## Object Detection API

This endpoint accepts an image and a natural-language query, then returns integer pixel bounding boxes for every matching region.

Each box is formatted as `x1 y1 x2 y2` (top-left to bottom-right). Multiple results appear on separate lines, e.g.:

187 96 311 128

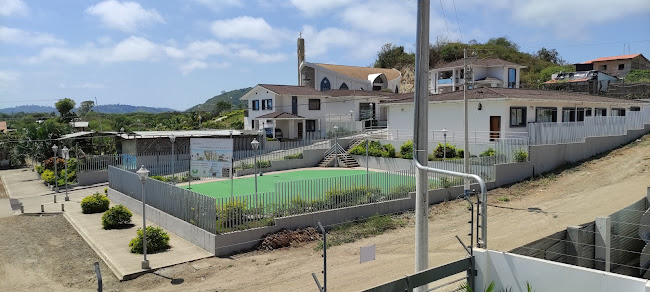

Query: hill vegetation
0 104 174 115
187 87 252 112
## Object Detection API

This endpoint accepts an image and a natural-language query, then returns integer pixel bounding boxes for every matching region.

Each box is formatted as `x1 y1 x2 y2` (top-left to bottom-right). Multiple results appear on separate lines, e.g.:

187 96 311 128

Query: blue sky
1 0 649 111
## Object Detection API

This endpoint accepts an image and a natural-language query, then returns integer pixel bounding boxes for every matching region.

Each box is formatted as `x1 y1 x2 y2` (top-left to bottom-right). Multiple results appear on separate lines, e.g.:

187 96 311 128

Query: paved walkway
1 168 213 280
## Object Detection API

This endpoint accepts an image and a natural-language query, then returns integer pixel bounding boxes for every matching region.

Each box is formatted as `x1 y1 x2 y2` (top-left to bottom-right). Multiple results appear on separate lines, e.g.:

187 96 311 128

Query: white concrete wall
244 87 277 130
474 249 649 292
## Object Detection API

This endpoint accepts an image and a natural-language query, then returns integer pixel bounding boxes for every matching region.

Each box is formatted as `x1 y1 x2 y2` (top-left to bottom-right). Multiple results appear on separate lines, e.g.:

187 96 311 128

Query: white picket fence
529 107 650 145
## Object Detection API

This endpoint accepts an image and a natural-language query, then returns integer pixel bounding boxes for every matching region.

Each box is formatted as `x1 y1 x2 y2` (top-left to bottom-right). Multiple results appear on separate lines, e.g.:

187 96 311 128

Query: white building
430 58 526 94
299 62 402 93
384 88 647 139
241 84 389 139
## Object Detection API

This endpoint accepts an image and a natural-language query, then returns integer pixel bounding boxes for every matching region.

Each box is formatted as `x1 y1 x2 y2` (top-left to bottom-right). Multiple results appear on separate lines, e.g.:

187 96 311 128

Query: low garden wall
78 170 109 186
235 149 326 176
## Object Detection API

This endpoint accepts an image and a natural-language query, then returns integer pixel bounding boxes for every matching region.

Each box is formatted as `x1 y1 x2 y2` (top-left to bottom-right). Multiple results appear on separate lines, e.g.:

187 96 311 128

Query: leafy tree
374 43 415 69
214 100 231 115
55 98 76 121
78 100 95 116
536 47 564 65
439 42 465 63
485 36 519 51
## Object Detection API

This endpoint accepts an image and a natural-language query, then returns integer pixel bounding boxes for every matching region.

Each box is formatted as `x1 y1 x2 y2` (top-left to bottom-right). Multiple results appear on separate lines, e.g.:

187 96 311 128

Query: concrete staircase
318 138 363 168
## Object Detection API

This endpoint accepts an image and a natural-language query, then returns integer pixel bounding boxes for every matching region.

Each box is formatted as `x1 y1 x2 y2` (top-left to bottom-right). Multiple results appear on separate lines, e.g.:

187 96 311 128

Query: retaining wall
235 149 326 176
78 170 109 186
107 188 216 254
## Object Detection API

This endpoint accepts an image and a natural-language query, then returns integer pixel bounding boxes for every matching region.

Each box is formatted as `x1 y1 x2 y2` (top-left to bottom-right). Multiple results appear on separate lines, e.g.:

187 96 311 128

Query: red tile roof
381 88 646 104
582 54 642 64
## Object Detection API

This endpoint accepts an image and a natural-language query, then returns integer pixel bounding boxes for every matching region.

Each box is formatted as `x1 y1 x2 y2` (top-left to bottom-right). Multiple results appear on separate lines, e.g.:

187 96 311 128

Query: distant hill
0 104 174 114
0 105 56 114
188 87 252 112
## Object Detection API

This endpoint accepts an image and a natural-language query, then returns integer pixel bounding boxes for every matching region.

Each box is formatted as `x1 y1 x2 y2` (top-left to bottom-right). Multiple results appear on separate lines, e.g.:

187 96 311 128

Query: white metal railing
366 129 528 144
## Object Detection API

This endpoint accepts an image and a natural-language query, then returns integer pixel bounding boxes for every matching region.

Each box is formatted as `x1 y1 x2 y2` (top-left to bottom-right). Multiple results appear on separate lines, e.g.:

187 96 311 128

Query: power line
439 0 452 40
451 0 463 43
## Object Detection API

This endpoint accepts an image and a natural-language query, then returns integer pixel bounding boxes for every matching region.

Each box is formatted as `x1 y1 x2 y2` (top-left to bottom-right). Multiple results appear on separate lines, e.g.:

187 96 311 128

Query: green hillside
187 87 252 112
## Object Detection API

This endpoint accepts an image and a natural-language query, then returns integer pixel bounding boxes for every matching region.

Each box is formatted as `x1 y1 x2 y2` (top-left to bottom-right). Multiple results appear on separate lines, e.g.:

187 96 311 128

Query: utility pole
463 49 470 198
413 1 430 291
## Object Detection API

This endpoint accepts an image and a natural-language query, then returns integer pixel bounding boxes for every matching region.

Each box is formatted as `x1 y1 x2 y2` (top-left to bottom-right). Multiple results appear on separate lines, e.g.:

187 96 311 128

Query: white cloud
0 71 20 83
341 1 416 35
235 48 287 63
210 16 291 47
0 0 28 17
290 0 350 15
85 0 164 32
107 36 161 62
0 26 66 46
193 0 243 10
180 60 208 75
185 40 230 59
512 0 650 26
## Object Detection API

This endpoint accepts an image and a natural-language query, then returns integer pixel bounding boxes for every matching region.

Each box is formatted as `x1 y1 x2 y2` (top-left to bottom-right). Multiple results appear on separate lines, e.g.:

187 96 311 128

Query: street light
62 146 70 201
251 138 260 207
366 134 370 192
52 144 59 194
136 165 150 270
257 129 263 177
169 135 176 185
333 125 339 167
229 130 234 198
442 128 448 162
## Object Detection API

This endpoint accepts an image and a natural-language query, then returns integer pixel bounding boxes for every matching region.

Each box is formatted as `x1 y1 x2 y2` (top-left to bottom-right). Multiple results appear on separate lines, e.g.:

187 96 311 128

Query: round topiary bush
80 193 110 214
129 226 170 254
101 205 133 229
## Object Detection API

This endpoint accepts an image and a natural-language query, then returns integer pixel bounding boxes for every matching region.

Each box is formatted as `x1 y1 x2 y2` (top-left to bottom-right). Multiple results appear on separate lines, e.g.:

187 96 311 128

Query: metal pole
64 155 69 201
94 262 103 292
230 132 234 198
171 139 175 185
188 161 191 190
413 1 430 290
463 49 470 195
254 149 258 207
141 181 149 269
443 133 447 162
318 221 327 292
366 137 369 192
54 154 59 193
334 129 338 167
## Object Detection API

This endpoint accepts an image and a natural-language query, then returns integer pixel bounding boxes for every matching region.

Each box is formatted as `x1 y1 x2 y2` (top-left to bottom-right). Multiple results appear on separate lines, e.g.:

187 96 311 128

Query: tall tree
374 43 415 69
485 36 519 51
55 98 76 122
214 100 231 115
536 47 564 65
78 100 95 116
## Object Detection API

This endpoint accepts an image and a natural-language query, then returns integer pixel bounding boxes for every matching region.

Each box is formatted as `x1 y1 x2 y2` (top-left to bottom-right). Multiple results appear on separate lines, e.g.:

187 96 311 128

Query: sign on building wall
189 138 233 178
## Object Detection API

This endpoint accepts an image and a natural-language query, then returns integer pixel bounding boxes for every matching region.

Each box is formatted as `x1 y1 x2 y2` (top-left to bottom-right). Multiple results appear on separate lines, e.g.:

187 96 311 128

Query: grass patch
498 196 510 202
314 214 406 250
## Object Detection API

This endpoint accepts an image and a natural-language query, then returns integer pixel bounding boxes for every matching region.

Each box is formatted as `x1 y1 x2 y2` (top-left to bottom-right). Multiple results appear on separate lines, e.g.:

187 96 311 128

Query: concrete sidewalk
1 169 213 280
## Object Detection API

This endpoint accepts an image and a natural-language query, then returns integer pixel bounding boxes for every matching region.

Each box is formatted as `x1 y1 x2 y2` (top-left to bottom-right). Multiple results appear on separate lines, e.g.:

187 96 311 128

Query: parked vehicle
264 128 283 140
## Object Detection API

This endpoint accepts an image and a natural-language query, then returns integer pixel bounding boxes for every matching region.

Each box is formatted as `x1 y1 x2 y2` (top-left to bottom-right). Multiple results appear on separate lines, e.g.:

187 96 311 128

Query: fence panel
108 166 217 234
78 154 125 173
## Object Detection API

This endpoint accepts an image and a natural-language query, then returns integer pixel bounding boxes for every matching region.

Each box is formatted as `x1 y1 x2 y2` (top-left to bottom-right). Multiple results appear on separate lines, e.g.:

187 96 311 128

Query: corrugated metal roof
118 130 244 139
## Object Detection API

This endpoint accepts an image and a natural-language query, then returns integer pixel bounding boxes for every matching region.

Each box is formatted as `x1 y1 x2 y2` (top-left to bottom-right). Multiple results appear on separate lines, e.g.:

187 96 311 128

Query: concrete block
567 226 584 267
595 216 611 272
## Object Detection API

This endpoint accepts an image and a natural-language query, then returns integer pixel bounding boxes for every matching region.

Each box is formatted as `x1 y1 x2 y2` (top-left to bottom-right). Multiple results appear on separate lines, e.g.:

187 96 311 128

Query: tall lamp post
169 135 176 185
442 128 448 162
366 134 370 191
229 130 234 198
257 129 263 176
62 146 70 201
251 138 260 207
136 165 150 270
52 144 59 193
333 125 339 167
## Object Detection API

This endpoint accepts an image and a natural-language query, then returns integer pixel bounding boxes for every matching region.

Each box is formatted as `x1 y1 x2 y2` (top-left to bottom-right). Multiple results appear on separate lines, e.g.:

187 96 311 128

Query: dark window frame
611 108 626 116
509 106 526 127
306 120 316 132
252 100 260 111
535 107 557 123
562 107 577 122
585 108 593 117
308 99 321 110
618 64 624 70
261 99 273 110
595 108 607 116
630 106 641 112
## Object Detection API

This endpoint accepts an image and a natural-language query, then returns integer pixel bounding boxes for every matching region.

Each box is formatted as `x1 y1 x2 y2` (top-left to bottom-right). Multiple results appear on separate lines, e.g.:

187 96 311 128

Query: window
308 99 321 110
595 108 607 116
618 64 624 70
509 107 526 127
359 103 376 120
631 106 641 112
261 99 273 110
320 77 331 91
611 108 626 116
252 100 260 111
306 120 316 132
599 65 607 70
536 107 557 123
508 68 516 88
585 108 592 117
562 108 576 122
576 108 586 122
244 110 249 117
339 83 348 90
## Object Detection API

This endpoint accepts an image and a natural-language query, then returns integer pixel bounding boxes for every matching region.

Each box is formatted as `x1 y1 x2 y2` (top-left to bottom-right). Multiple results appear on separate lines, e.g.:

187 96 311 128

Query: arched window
395 85 399 93
339 83 349 90
320 77 331 91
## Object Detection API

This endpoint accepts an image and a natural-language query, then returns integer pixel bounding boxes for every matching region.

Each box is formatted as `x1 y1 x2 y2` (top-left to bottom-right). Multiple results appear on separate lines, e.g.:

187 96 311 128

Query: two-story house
429 58 527 94
241 84 388 140
576 54 650 78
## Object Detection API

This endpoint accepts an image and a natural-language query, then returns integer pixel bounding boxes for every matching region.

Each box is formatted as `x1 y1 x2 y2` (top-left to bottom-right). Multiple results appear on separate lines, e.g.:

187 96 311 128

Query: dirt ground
1 135 649 291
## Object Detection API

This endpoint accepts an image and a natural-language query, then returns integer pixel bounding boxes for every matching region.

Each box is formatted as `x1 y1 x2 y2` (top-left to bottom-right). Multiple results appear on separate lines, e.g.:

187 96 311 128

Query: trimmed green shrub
383 144 396 158
35 165 45 174
400 140 414 159
325 186 381 206
433 143 457 159
283 153 303 160
129 226 170 254
480 147 496 157
43 157 65 172
217 199 247 228
41 169 56 185
151 175 172 182
457 148 464 158
256 160 271 168
350 141 397 158
514 149 528 162
80 193 110 214
102 205 133 229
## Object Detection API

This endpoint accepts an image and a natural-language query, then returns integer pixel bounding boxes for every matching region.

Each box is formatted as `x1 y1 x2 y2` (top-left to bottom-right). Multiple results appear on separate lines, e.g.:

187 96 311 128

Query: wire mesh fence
108 166 217 233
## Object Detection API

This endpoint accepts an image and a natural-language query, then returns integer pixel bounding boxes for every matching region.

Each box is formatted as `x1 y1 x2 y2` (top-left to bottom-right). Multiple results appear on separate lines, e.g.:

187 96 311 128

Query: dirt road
1 135 649 291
